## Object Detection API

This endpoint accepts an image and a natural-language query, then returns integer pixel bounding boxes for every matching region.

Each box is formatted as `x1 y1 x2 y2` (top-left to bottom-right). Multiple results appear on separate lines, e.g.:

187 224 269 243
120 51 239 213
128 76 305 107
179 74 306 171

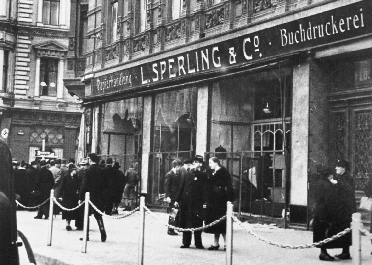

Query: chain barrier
88 200 139 219
52 198 85 212
143 206 226 232
360 228 372 239
232 216 351 249
16 198 50 210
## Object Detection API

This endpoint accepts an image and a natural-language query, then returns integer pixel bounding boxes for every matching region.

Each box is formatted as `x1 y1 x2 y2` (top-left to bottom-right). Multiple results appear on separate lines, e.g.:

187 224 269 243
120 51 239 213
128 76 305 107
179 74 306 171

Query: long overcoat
313 172 355 248
204 166 234 234
164 169 181 201
34 167 55 204
175 169 206 229
79 164 107 213
59 173 80 220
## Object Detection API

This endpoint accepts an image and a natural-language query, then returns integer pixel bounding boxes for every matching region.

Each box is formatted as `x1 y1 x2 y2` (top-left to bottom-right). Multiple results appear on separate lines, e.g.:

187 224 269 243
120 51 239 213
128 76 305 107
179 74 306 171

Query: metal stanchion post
351 212 361 265
138 196 145 265
226 201 233 265
47 189 54 246
82 192 90 253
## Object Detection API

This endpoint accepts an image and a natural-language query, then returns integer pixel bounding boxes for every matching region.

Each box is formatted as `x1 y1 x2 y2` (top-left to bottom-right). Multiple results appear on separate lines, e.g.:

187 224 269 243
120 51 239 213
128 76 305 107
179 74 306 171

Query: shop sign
92 1 372 96
355 59 372 87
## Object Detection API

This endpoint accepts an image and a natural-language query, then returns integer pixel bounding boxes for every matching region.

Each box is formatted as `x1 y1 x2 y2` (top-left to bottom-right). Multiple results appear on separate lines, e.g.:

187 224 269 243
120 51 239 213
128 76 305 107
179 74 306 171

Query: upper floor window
40 58 58 97
172 0 182 20
1 50 9 92
0 0 7 16
111 1 118 42
43 0 60 25
140 0 146 33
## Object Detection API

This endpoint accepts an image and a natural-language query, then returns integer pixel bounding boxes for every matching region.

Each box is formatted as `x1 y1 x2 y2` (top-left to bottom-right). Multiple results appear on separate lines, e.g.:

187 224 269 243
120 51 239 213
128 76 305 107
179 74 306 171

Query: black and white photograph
1 0 372 264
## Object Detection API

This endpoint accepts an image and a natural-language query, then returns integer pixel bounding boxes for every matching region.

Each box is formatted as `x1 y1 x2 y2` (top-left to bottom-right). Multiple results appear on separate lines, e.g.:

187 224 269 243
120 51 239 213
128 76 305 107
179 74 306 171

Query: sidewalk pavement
17 209 372 265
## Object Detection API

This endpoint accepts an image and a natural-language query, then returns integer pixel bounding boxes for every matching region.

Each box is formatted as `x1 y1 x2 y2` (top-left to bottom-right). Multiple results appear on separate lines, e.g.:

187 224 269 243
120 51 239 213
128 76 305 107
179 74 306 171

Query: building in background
0 0 83 163
69 0 372 225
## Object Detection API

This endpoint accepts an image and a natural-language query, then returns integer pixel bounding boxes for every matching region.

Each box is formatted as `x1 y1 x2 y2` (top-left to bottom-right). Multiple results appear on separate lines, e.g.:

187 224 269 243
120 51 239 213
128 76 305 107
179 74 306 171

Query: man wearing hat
75 158 89 230
329 159 356 260
123 162 140 211
111 162 126 215
102 157 116 215
33 160 55 219
79 153 108 242
174 156 206 249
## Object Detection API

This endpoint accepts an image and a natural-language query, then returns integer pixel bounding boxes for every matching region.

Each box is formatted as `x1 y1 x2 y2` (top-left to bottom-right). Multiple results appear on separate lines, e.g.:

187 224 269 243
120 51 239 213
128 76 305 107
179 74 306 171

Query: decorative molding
205 7 225 30
33 41 68 58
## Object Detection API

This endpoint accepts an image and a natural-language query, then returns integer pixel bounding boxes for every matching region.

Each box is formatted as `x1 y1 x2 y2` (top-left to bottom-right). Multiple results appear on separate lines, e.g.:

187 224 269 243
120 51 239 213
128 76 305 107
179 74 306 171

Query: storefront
80 0 372 224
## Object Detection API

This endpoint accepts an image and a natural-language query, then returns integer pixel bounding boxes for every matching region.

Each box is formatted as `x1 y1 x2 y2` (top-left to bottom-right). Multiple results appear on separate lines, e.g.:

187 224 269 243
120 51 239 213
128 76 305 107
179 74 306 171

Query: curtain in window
111 1 118 42
40 58 58 97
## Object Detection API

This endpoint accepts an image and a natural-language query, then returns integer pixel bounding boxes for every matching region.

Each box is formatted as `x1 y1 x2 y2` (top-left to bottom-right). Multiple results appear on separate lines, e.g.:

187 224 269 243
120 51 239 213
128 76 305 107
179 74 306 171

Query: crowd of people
164 155 235 251
13 154 140 243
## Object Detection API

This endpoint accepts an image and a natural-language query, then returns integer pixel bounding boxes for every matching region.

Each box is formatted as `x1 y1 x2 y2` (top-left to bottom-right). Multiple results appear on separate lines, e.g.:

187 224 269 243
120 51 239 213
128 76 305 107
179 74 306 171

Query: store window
100 98 143 167
153 87 197 154
111 0 118 43
42 0 60 25
39 58 58 97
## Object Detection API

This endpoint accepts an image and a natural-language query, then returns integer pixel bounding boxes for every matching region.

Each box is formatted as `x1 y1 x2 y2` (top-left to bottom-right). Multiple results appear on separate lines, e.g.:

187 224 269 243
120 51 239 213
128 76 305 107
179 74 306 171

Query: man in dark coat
15 161 28 207
164 158 182 235
111 162 126 214
174 157 206 249
329 159 356 260
102 157 116 215
27 161 39 207
79 153 108 242
33 160 55 219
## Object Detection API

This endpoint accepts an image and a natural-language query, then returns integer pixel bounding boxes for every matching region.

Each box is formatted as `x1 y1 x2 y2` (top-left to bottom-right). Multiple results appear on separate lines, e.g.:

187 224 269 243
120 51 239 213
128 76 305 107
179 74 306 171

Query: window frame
1 50 9 92
42 0 60 26
39 57 59 97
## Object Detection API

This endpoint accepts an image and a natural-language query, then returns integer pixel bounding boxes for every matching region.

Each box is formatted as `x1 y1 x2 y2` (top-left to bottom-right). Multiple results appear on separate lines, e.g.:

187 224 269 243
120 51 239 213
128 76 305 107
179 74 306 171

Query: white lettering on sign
280 8 365 47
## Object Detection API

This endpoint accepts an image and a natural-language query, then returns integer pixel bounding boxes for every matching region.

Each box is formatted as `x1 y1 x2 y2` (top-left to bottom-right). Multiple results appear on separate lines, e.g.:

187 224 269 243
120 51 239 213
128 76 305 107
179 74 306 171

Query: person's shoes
319 253 335 261
207 245 220 250
66 225 72 231
44 217 49 220
34 216 42 219
224 245 226 251
180 245 190 248
125 206 131 211
335 253 351 260
75 227 83 231
79 237 89 241
195 244 204 249
167 230 178 235
112 210 118 215
100 229 107 242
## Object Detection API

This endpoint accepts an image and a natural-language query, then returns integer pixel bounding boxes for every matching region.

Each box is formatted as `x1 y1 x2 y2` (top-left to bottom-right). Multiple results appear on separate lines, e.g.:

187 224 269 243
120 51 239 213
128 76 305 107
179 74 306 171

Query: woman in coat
59 164 81 231
204 157 234 251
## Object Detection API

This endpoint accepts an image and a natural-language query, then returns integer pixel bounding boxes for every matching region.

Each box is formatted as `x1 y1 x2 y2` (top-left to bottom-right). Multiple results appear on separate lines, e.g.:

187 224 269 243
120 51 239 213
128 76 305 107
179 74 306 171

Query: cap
106 157 113 164
61 159 67 164
31 161 37 166
113 161 121 168
68 158 76 164
55 159 61 164
183 158 193 164
193 155 203 163
336 159 350 170
39 160 47 166
68 164 77 172
88 153 99 163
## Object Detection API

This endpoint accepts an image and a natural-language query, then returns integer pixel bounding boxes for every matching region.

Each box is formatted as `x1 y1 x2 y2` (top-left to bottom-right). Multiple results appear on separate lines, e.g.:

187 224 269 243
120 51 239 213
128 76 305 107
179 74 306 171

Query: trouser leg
182 231 192 246
194 231 203 246
94 212 107 242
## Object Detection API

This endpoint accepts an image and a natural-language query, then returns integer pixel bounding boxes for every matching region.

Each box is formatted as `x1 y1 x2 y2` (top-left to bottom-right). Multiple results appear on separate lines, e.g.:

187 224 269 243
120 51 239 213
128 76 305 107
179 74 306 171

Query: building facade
0 0 83 163
74 0 372 224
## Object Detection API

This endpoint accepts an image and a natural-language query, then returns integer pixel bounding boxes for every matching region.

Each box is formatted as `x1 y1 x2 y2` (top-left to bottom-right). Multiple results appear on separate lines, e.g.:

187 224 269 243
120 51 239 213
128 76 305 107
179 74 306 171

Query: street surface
17 209 372 265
